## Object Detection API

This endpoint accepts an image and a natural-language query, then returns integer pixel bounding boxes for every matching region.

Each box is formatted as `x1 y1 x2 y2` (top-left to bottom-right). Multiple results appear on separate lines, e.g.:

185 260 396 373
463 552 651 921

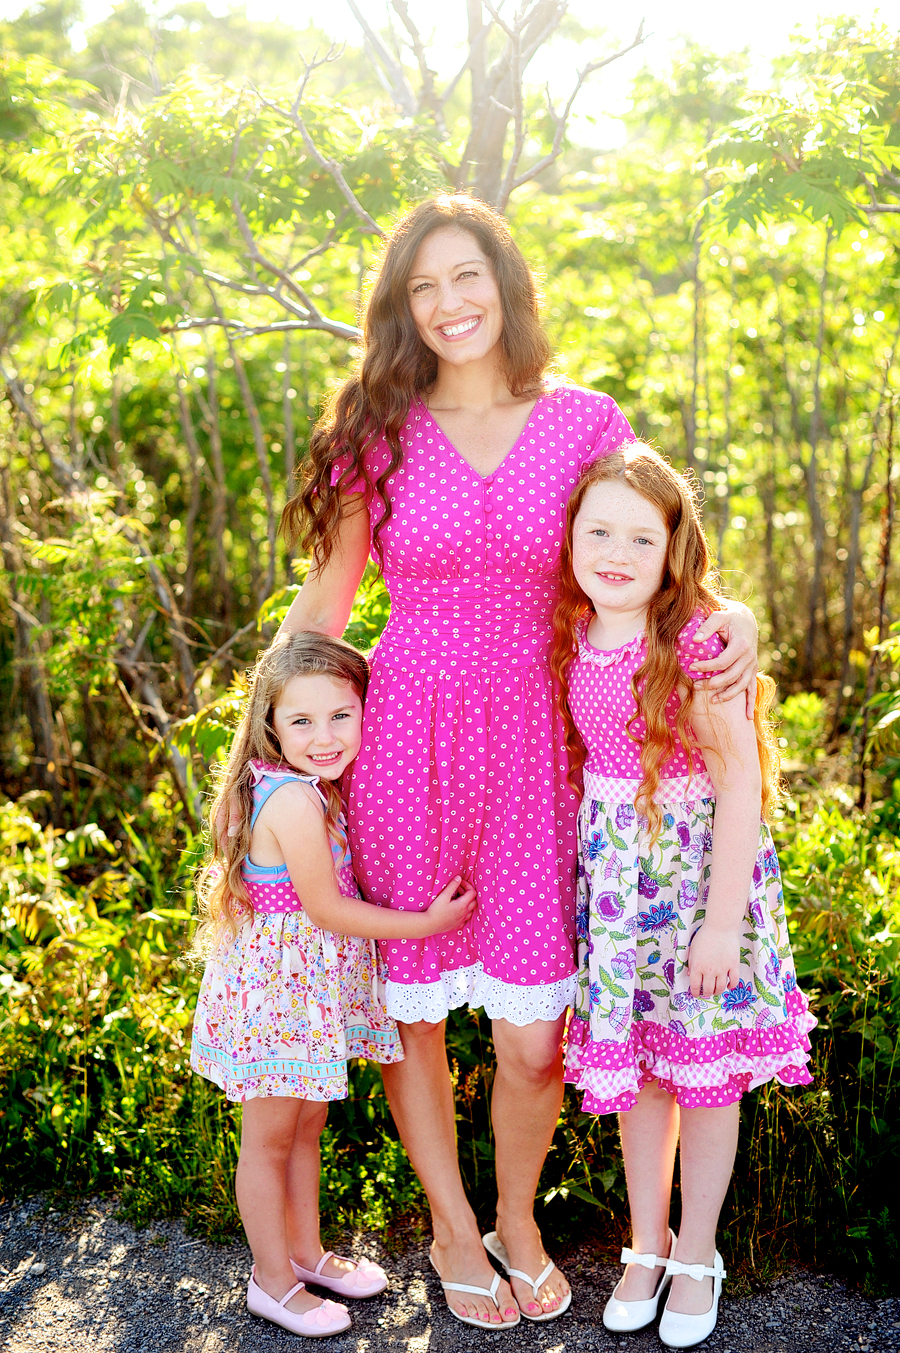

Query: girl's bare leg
381 1019 518 1326
616 1079 680 1300
667 1102 740 1315
236 1097 327 1315
491 1013 570 1317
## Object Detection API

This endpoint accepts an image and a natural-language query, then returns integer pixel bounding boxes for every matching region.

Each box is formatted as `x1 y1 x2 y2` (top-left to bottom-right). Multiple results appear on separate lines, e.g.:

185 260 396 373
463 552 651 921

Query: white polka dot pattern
567 612 725 784
341 385 634 1022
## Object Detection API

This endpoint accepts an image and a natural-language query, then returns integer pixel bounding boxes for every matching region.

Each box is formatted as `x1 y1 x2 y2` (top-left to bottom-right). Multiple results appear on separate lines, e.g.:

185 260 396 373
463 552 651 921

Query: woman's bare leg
667 1102 739 1315
381 1019 518 1326
491 1013 570 1317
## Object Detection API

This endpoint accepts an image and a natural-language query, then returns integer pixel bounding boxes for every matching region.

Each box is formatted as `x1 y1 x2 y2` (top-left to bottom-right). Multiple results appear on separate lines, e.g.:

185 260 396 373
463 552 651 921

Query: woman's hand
692 601 759 718
420 876 477 936
687 922 741 999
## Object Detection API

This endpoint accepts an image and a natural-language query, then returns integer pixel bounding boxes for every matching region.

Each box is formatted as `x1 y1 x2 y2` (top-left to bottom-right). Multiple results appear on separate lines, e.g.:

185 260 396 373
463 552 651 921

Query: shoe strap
313 1252 334 1277
439 1272 502 1302
620 1247 666 1271
278 1280 307 1307
505 1260 554 1300
665 1257 727 1282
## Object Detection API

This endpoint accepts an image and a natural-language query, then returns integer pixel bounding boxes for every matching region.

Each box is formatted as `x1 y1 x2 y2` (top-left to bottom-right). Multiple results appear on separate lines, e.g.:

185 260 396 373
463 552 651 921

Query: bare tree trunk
857 399 895 807
198 339 234 631
801 226 833 687
0 453 63 823
282 333 296 578
684 227 702 474
175 370 206 617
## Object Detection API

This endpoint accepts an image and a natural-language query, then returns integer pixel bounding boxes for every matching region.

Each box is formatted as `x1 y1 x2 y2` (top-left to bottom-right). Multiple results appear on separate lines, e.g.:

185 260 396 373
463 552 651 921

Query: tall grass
1 755 898 1292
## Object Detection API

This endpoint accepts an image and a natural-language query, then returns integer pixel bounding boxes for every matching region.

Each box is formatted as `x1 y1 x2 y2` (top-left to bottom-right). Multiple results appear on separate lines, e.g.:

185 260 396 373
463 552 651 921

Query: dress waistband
582 769 717 807
375 576 558 671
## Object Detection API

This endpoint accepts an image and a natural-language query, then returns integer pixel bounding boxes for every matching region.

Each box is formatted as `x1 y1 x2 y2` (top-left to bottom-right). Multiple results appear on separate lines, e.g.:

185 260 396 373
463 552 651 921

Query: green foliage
1 3 899 1289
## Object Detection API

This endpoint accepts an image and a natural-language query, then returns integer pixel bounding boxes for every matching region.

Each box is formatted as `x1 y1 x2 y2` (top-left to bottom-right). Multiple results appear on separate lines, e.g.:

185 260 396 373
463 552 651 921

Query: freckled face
406 227 504 369
572 480 669 621
270 674 363 780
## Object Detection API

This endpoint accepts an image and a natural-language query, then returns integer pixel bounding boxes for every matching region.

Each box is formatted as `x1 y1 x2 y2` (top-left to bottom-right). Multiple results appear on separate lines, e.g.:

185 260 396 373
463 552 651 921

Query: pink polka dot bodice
567 613 725 789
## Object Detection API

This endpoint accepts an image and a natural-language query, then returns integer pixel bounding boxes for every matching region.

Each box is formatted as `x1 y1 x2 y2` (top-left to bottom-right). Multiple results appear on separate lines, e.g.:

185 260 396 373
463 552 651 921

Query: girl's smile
271 674 363 780
572 480 669 643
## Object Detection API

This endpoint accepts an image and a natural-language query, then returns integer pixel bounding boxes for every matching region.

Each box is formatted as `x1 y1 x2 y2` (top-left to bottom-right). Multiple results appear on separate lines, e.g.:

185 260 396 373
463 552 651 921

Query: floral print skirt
564 794 816 1114
190 909 403 1103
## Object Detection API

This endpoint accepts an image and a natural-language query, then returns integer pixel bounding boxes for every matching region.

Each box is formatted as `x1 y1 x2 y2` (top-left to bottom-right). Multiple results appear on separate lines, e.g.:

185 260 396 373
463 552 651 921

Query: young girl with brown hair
552 444 814 1348
190 631 475 1338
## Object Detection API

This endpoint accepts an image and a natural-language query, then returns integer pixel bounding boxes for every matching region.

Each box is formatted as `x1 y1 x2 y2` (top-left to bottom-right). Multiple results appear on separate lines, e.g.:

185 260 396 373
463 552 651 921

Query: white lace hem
385 964 575 1027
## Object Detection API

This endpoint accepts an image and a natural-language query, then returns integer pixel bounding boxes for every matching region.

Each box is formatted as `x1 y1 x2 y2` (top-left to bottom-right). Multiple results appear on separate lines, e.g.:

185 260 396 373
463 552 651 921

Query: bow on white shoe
665 1256 727 1282
621 1247 669 1270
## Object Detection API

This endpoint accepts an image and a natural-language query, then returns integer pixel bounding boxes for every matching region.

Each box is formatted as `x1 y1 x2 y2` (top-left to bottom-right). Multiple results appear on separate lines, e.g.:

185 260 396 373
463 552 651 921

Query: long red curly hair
550 443 780 839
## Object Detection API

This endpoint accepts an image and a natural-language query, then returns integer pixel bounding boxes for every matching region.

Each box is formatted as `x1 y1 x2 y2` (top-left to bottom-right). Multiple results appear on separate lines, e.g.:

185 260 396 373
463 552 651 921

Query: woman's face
406 226 504 370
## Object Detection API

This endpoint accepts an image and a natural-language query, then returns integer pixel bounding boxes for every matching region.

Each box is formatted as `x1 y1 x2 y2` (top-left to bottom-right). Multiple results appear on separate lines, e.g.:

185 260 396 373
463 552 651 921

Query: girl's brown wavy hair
192 631 369 956
550 443 780 840
281 192 552 570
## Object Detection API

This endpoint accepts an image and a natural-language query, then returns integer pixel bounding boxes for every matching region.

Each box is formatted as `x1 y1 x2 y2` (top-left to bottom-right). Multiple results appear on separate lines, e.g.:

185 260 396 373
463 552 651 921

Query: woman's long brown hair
282 193 552 569
550 443 780 839
192 631 369 955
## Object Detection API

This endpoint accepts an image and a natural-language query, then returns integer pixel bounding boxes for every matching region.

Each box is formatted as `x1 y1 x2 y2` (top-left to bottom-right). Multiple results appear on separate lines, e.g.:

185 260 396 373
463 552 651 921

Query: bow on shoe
665 1257 727 1282
620 1248 666 1270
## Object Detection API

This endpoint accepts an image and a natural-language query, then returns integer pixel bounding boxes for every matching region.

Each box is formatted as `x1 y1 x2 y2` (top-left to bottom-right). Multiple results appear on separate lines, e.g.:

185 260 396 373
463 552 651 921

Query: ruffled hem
564 988 816 1112
385 963 575 1026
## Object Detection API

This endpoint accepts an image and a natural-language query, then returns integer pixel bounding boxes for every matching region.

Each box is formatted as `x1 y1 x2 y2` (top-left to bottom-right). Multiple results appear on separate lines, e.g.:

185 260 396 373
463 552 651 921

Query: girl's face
270 674 363 780
572 480 669 620
406 226 504 370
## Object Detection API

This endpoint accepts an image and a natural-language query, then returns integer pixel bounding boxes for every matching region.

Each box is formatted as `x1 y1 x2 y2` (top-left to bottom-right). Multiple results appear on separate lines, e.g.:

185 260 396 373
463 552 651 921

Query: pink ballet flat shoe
291 1251 388 1298
246 1269 352 1337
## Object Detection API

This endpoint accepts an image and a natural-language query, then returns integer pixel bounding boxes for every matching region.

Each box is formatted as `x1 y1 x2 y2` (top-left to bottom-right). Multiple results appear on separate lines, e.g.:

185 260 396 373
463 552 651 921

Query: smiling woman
272 193 760 1331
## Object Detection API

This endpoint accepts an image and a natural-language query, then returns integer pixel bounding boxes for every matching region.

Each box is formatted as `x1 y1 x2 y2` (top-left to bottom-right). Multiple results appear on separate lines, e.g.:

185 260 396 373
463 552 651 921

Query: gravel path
1 1196 897 1352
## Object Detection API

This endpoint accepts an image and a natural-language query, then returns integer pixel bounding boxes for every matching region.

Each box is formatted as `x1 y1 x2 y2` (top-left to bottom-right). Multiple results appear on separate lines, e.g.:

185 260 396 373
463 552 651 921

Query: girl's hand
692 602 759 718
420 876 477 936
687 923 741 999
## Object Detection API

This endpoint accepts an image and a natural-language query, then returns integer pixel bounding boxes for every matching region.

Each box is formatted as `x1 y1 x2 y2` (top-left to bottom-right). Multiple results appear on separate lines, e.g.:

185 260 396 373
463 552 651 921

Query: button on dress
339 385 633 1025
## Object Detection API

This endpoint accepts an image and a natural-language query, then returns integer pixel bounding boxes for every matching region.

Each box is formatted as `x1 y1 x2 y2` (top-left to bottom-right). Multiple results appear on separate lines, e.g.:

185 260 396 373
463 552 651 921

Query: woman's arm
684 690 762 999
692 601 759 717
262 784 476 939
278 494 371 637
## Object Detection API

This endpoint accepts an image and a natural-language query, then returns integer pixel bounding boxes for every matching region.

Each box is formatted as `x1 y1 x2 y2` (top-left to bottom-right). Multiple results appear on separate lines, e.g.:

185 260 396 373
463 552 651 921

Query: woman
278 194 758 1329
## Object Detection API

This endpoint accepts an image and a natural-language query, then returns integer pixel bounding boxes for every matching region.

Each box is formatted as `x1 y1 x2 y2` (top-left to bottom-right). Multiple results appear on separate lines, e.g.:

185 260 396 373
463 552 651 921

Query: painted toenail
528 1302 541 1312
504 1308 517 1317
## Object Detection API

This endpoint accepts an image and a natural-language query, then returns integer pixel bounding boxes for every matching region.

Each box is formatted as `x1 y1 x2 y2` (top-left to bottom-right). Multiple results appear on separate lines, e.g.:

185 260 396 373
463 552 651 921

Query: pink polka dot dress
340 385 633 1025
190 763 402 1101
562 614 816 1113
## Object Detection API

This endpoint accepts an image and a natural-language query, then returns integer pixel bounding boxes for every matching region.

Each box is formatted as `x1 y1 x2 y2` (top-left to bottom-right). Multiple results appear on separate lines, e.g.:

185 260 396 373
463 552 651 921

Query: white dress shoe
658 1247 727 1348
602 1228 675 1332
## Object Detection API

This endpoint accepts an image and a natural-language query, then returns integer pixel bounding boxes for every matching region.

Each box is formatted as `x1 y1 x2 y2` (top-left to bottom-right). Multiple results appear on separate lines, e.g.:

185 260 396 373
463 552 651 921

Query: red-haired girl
552 444 814 1349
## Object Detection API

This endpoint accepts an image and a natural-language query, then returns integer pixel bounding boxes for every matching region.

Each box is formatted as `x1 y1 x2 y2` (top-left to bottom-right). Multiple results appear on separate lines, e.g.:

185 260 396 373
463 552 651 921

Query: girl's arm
277 494 371 637
259 783 476 940
692 601 759 717
685 689 763 999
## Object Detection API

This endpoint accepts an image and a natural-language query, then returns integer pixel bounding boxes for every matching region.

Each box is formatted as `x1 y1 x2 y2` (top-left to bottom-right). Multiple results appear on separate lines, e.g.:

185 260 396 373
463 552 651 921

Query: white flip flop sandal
428 1253 521 1329
482 1230 572 1322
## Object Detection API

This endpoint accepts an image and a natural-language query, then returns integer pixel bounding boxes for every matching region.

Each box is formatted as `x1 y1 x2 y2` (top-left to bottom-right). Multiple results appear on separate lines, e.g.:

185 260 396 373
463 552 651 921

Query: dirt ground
1 1195 897 1353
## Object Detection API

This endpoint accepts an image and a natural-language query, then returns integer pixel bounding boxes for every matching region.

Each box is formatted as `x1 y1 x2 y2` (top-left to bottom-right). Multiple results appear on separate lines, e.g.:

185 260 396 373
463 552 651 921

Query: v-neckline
416 395 544 482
